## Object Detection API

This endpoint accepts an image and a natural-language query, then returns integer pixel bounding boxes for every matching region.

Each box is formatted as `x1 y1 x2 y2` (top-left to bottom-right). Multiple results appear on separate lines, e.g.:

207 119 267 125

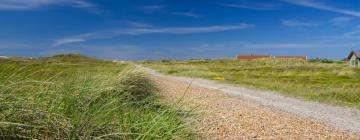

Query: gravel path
140 66 360 139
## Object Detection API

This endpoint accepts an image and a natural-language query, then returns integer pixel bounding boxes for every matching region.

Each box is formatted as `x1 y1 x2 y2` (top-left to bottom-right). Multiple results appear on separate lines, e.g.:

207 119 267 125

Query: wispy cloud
116 23 254 35
341 27 360 39
169 11 200 18
54 23 255 46
321 25 360 39
312 26 360 45
281 0 360 17
0 0 96 10
53 32 113 46
121 21 153 28
138 5 200 18
329 17 353 26
53 38 86 47
221 3 279 10
281 19 319 27
138 5 166 13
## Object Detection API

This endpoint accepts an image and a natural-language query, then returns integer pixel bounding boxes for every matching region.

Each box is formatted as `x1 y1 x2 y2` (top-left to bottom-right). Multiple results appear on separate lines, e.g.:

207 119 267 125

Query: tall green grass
143 59 360 108
0 54 192 139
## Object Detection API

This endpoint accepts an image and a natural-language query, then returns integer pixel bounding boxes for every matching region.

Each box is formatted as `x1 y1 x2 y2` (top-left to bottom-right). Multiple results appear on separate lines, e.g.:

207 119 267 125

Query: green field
0 54 192 139
142 59 360 108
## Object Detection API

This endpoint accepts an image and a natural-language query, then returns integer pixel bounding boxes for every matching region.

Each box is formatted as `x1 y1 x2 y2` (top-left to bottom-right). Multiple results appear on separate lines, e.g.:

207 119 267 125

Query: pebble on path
152 76 360 140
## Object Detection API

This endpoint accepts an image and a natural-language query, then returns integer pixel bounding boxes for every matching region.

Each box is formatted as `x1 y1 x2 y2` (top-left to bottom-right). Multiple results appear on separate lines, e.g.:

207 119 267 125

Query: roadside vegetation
142 59 360 108
0 54 192 139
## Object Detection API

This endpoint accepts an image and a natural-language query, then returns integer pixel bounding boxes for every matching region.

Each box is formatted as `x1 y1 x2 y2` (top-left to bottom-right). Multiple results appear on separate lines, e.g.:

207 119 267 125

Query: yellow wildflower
213 77 225 80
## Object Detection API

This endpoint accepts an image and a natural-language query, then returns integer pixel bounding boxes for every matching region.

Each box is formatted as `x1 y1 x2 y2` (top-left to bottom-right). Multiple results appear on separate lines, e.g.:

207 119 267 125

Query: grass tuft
0 54 192 139
116 66 156 102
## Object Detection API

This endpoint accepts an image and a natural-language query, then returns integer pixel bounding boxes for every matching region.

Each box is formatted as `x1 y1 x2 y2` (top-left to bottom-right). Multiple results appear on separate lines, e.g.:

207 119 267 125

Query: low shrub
308 58 338 63
161 59 172 63
116 67 156 101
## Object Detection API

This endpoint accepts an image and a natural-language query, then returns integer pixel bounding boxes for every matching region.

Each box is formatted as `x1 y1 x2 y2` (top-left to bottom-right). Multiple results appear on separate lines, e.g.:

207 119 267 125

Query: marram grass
0 54 193 139
142 59 360 108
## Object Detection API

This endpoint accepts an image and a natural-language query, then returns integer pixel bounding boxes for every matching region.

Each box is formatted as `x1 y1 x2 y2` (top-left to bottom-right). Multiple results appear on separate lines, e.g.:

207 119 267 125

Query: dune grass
0 54 193 139
142 59 360 108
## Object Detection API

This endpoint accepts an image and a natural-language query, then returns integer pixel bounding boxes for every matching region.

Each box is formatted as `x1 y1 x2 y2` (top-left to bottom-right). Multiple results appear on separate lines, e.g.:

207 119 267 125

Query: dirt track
142 66 360 139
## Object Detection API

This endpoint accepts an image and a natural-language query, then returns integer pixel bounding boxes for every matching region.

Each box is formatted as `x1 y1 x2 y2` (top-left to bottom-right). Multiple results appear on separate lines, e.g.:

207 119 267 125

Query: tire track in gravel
139 66 360 139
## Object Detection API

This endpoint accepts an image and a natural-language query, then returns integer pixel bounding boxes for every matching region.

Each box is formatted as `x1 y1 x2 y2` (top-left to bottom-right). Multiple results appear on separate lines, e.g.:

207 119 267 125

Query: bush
116 67 156 101
308 58 337 63
161 59 172 63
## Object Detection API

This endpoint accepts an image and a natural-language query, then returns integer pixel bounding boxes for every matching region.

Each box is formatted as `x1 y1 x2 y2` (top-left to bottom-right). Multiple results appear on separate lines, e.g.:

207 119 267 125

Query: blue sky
1 0 360 60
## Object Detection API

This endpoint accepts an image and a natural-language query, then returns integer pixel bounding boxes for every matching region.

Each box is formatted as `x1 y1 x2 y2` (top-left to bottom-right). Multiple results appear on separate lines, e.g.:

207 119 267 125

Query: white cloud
121 21 153 28
53 38 86 47
138 5 166 13
281 19 319 27
342 28 360 38
116 23 254 35
138 5 200 18
321 26 360 41
281 0 360 17
221 3 278 10
311 27 360 46
169 11 199 18
329 17 353 26
0 0 96 10
54 23 255 46
52 32 113 46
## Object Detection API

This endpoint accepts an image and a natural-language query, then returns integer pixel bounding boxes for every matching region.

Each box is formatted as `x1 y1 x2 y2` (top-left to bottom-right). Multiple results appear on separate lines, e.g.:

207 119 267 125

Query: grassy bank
0 54 192 139
142 59 360 108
